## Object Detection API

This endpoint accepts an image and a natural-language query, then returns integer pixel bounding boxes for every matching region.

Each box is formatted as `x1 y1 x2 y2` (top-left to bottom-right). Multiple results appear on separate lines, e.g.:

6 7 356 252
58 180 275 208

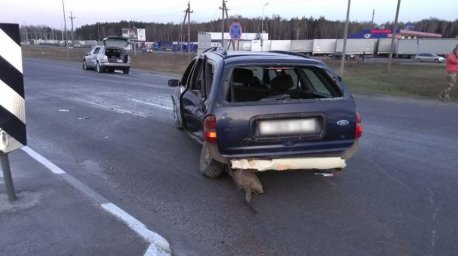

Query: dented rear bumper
230 157 346 171
227 140 359 172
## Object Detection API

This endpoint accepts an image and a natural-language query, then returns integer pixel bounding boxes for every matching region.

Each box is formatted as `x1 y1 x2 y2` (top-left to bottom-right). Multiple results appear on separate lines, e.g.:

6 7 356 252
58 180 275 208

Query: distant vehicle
169 48 361 178
82 37 131 74
330 52 356 60
414 53 445 63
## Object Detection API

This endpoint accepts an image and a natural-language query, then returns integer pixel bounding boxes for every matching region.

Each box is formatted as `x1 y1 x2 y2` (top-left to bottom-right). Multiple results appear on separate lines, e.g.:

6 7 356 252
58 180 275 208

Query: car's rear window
226 65 343 102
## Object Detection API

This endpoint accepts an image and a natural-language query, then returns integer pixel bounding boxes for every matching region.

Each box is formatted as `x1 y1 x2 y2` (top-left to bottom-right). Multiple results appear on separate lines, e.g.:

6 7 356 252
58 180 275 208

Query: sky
0 0 456 29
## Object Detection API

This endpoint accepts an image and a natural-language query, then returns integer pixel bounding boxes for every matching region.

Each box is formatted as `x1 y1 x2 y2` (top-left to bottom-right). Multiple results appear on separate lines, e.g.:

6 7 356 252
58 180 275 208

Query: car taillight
204 115 217 144
355 112 362 139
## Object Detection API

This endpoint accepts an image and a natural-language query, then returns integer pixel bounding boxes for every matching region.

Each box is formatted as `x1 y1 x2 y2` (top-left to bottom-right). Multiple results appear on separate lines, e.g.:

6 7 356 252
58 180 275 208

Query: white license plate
258 118 319 136
116 59 123 63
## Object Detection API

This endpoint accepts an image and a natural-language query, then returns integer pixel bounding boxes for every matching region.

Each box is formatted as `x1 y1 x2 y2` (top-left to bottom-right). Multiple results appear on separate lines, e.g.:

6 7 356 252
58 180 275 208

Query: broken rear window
226 65 343 102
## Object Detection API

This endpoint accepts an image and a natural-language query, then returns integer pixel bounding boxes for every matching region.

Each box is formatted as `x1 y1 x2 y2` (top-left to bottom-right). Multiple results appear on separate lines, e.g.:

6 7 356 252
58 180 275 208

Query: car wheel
172 102 183 129
123 68 130 74
96 63 103 73
434 59 439 63
199 142 224 178
82 60 88 70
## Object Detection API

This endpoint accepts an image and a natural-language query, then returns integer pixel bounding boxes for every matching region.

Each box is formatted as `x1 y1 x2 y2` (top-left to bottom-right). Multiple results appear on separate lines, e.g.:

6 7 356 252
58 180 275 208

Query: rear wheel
96 63 104 73
123 68 130 74
199 143 224 178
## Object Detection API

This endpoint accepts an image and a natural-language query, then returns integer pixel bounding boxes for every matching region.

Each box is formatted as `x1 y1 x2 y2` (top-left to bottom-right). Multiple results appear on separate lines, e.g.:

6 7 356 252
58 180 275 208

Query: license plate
258 118 319 136
116 59 123 63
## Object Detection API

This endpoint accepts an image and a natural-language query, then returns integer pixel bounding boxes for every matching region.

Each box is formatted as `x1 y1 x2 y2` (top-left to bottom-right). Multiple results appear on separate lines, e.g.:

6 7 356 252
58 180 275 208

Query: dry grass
22 46 456 101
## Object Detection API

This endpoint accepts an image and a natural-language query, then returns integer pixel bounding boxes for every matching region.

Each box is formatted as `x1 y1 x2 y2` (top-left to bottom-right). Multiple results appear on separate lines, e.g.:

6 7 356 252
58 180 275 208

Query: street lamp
261 2 268 50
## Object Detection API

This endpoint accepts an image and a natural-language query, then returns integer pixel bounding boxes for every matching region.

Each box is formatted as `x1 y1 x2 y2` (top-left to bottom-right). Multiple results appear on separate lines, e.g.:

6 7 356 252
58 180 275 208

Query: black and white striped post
0 23 27 201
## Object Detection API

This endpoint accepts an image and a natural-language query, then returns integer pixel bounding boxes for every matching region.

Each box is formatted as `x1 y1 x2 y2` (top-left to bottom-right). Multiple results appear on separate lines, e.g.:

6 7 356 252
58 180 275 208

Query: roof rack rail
269 50 309 59
203 47 227 56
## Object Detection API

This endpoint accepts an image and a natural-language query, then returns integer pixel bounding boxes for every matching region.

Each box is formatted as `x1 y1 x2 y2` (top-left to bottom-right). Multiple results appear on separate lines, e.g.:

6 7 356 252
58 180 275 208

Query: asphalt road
22 58 458 255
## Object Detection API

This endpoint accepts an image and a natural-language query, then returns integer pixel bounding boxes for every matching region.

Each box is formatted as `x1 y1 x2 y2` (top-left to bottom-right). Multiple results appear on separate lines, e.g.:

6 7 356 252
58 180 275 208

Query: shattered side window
226 65 343 103
181 59 196 86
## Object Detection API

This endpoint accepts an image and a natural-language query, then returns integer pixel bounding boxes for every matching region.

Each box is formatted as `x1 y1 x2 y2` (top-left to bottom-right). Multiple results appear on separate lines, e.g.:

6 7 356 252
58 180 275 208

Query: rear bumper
212 140 359 171
100 62 130 68
231 157 346 171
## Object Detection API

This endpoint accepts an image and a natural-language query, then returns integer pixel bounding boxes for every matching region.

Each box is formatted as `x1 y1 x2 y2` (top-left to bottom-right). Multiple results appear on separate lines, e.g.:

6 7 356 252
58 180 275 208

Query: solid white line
21 146 171 255
21 146 66 174
129 98 173 111
0 28 23 73
0 79 26 123
77 99 148 117
101 203 171 256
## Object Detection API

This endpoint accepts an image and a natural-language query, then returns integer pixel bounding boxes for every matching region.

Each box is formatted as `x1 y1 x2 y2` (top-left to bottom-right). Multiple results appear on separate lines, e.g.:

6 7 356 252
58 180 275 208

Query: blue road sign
229 22 242 41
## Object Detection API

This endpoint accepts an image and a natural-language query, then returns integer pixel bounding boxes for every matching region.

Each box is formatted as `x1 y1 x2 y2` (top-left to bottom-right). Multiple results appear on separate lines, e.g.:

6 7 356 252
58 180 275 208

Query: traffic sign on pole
0 23 26 201
229 22 243 41
0 23 26 154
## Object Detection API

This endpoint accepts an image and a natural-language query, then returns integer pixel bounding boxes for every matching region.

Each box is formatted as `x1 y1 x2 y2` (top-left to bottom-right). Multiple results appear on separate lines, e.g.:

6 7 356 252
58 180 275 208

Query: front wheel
123 68 130 74
199 142 224 178
434 59 439 63
82 60 88 70
172 102 182 129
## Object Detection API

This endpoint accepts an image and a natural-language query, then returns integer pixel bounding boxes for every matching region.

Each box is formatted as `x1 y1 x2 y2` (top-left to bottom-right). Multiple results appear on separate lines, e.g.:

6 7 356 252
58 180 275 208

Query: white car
82 37 132 74
414 53 445 63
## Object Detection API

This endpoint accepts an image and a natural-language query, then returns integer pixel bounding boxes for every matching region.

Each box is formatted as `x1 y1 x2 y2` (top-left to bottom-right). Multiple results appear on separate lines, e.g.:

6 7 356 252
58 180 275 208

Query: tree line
21 16 458 42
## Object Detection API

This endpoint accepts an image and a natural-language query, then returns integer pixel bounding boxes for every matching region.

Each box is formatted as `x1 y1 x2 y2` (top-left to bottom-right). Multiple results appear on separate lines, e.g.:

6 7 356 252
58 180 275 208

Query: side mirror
168 79 180 87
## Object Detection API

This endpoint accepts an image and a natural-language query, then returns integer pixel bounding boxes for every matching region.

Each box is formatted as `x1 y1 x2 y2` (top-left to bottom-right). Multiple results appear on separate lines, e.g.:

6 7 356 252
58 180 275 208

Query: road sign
229 22 242 41
0 23 26 154
137 29 146 41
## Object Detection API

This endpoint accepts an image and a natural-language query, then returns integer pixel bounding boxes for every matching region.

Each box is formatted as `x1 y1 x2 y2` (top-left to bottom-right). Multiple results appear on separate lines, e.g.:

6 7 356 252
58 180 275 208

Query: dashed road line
77 98 148 117
129 98 173 111
21 146 171 256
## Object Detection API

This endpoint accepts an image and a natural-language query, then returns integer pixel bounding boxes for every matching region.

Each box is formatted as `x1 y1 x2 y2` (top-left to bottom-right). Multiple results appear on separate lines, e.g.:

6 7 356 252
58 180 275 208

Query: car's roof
205 50 325 66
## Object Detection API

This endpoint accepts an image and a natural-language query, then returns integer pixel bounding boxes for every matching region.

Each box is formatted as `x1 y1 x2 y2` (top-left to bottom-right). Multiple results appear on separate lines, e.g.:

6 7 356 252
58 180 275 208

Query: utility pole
219 0 227 48
187 1 192 53
371 9 375 28
180 1 193 52
261 2 268 50
387 0 401 73
340 0 351 77
69 11 76 47
61 0 67 47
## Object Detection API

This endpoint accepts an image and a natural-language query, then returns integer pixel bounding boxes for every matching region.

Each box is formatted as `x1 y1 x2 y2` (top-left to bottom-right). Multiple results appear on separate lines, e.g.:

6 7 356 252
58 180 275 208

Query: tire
434 59 439 63
172 102 183 129
123 68 130 74
199 142 224 178
82 60 88 70
96 62 104 73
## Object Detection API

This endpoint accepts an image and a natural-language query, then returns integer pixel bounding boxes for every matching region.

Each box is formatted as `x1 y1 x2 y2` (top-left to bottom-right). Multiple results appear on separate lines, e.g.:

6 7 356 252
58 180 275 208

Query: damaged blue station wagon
169 48 361 183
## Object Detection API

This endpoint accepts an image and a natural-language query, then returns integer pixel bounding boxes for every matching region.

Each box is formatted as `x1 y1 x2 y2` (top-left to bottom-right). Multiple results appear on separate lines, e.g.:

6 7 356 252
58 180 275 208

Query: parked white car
82 37 131 74
414 53 445 63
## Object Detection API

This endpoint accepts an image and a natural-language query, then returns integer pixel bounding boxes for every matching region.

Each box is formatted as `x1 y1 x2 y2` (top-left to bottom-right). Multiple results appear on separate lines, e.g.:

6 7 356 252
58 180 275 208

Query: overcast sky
1 0 456 29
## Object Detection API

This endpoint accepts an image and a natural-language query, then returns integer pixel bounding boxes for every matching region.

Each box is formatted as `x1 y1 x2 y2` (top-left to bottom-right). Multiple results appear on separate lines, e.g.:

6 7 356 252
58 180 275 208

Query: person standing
440 46 458 102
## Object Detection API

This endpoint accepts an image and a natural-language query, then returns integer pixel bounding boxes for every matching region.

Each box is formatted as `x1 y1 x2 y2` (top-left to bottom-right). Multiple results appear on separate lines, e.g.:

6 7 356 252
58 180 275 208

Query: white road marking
77 98 148 117
21 146 171 256
22 146 66 174
102 203 171 256
129 98 173 111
